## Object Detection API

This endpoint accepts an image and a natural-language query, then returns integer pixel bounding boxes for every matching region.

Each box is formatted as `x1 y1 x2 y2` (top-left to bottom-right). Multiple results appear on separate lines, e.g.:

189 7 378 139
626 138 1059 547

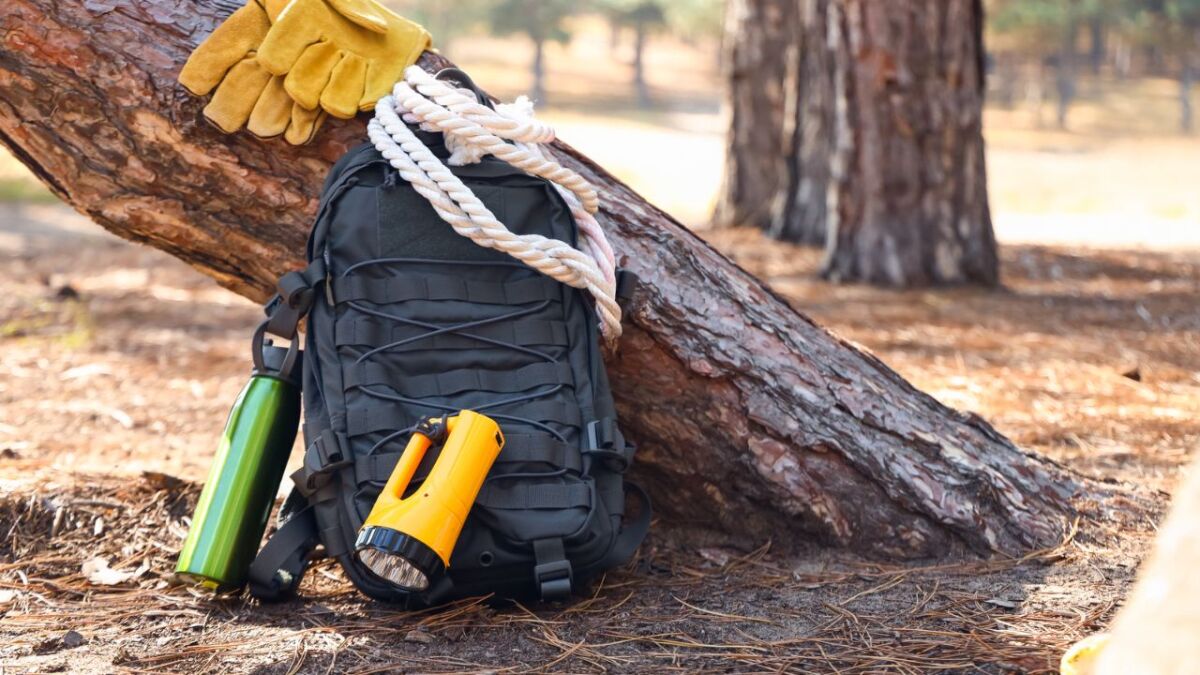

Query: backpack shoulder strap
247 504 320 601
601 483 652 570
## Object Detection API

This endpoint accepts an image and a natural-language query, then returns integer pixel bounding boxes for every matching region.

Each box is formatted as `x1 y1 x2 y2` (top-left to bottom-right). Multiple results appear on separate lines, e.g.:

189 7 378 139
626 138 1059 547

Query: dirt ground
0 202 1195 673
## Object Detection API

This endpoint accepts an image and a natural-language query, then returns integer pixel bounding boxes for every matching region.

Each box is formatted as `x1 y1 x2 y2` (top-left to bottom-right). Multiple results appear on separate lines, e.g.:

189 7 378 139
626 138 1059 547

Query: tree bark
0 0 1080 558
821 0 999 287
767 0 833 246
721 0 998 282
712 0 795 229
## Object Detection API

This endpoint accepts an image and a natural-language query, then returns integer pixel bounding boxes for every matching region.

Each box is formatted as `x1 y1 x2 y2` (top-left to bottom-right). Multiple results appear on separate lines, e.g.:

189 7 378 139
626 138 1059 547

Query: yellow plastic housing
361 411 504 566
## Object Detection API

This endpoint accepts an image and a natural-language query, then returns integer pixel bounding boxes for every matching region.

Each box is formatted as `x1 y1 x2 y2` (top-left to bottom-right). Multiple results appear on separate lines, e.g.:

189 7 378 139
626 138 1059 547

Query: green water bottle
175 322 302 592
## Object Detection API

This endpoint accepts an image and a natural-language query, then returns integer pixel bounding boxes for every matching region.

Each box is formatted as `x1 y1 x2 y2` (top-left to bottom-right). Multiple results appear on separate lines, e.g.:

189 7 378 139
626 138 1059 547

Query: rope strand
368 67 621 340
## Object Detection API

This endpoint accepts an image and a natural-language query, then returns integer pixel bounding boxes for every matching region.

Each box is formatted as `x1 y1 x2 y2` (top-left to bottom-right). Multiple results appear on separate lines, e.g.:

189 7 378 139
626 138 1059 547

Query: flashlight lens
357 546 430 591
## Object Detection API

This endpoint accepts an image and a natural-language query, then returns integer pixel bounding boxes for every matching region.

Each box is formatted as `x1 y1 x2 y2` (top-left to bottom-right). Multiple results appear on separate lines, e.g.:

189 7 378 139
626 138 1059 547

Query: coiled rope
367 66 621 341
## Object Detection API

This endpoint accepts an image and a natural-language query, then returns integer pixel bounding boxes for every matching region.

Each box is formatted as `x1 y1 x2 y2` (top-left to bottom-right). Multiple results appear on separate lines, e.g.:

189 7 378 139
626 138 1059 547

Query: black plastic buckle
298 431 352 495
586 418 616 450
534 559 573 601
585 418 630 472
615 269 640 310
582 447 632 473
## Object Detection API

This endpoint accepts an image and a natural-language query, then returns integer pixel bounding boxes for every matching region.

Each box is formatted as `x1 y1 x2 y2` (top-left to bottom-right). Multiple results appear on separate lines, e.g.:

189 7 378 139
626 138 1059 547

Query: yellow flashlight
355 410 504 591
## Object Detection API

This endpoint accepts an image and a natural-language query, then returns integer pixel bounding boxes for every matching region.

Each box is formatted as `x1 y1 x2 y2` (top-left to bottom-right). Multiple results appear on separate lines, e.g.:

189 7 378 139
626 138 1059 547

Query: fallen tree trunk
0 0 1081 558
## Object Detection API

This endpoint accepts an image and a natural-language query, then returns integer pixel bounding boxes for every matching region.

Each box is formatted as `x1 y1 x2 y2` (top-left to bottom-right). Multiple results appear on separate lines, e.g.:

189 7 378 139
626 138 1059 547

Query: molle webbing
343 361 574 397
336 316 570 350
331 275 559 306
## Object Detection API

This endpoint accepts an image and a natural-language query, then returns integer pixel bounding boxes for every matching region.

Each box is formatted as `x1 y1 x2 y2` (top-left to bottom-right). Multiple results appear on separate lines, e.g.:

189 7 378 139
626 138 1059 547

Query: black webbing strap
346 401 583 437
601 483 652 570
498 433 583 473
335 316 570 350
292 430 352 499
476 482 591 510
247 505 320 601
330 275 557 306
354 433 582 483
263 258 326 340
344 361 574 397
533 537 573 601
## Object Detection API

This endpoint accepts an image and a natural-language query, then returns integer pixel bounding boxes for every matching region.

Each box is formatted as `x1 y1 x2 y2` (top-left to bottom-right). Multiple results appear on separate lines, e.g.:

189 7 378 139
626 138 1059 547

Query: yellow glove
178 0 324 145
256 0 431 119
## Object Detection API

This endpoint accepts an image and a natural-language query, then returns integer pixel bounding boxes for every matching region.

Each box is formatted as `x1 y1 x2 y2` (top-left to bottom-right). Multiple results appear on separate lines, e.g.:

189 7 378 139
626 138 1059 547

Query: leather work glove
178 0 325 145
256 0 431 119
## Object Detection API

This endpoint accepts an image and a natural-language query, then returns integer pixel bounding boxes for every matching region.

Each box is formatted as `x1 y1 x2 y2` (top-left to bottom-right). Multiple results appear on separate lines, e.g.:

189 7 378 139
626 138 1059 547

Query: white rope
368 66 621 341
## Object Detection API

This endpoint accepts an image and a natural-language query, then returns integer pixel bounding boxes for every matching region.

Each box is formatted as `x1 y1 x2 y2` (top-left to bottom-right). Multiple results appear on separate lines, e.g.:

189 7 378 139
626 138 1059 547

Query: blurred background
3 0 1199 236
391 0 1200 241
1 0 1197 491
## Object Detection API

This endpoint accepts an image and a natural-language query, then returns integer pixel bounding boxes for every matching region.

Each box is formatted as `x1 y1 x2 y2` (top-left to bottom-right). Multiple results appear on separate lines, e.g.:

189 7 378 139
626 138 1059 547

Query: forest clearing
1 1 1198 672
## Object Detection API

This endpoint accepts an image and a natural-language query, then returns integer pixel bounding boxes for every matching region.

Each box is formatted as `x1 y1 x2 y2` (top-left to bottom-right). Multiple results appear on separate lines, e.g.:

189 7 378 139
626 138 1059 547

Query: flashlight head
355 525 446 591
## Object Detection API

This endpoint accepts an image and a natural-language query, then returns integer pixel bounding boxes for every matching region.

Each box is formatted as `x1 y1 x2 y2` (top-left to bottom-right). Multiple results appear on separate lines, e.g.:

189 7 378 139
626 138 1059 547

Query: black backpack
245 102 649 607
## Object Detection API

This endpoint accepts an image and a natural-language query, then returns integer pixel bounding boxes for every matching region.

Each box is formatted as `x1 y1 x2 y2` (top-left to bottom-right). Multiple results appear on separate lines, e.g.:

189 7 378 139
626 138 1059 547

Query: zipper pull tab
323 248 335 306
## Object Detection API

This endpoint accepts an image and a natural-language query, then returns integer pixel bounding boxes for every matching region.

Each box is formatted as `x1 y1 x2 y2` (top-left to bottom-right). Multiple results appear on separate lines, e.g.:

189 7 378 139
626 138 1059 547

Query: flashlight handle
381 418 450 501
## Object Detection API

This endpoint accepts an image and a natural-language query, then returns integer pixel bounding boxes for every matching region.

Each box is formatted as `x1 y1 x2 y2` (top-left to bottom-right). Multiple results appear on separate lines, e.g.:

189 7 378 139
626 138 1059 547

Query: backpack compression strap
531 483 651 601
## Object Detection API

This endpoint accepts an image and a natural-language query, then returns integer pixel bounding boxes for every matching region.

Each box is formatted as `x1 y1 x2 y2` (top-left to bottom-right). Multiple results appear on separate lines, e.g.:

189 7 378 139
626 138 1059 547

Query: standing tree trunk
1089 17 1106 76
719 0 998 283
712 0 796 229
1054 20 1078 130
531 34 547 104
632 18 651 109
768 0 834 246
1181 36 1196 134
1183 63 1194 134
0 0 1088 558
821 0 998 287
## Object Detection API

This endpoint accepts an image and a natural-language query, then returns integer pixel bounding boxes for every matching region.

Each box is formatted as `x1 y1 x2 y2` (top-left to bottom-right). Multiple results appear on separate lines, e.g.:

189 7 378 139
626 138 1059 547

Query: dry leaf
698 547 731 567
82 558 135 586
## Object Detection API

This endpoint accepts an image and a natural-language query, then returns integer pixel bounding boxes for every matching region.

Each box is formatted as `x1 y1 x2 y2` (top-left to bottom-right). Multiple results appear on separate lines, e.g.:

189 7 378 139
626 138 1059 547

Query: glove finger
179 1 270 96
246 75 292 138
285 104 325 145
257 0 323 75
283 41 343 111
202 56 273 133
320 52 367 119
360 26 430 111
325 0 388 33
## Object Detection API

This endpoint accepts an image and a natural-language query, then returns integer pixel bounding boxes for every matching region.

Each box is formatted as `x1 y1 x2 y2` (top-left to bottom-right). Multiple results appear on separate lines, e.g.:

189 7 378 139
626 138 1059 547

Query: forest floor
0 202 1196 673
2 18 1199 673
